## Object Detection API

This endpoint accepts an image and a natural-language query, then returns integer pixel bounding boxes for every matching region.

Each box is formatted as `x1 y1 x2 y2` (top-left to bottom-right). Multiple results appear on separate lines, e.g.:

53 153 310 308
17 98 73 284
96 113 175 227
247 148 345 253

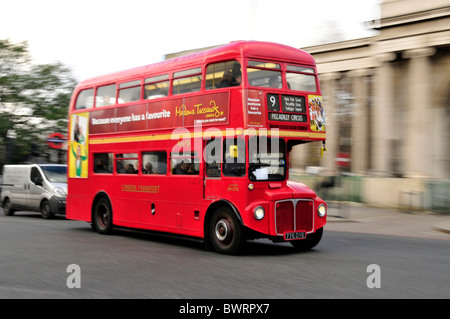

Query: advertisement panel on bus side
89 92 229 134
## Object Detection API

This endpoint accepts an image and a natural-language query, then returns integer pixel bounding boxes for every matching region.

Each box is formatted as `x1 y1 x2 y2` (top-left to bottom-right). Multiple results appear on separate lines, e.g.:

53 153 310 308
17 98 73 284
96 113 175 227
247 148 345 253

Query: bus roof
76 41 316 88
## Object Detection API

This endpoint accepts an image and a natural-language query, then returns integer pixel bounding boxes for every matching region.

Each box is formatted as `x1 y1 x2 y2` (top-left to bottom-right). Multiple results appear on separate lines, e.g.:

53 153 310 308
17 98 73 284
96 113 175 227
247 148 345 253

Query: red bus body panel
67 41 326 243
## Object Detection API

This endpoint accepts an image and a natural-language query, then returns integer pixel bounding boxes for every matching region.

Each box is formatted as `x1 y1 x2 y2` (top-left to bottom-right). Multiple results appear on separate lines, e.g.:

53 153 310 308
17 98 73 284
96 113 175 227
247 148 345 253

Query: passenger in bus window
186 163 196 174
173 161 188 174
232 63 242 86
101 95 112 106
269 75 282 88
126 164 137 174
143 162 154 174
94 157 108 173
116 155 125 174
173 160 197 175
218 71 233 88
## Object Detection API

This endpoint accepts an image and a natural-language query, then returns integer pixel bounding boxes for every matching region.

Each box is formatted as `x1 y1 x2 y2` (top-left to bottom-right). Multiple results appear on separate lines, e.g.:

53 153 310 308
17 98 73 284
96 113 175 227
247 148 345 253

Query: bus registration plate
284 231 306 241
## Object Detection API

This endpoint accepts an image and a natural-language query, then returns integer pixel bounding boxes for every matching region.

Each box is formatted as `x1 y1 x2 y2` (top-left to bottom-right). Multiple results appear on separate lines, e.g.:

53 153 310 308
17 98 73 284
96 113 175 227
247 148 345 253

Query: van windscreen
41 166 67 183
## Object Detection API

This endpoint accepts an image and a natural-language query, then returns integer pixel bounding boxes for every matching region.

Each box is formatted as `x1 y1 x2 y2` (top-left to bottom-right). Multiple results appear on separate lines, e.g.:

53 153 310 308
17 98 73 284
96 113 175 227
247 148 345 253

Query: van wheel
40 200 53 219
209 207 245 254
93 197 113 235
3 198 14 216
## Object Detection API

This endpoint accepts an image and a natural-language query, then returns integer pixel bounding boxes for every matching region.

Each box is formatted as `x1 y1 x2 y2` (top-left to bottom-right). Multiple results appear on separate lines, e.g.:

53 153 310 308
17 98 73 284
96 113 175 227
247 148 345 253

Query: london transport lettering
120 184 160 193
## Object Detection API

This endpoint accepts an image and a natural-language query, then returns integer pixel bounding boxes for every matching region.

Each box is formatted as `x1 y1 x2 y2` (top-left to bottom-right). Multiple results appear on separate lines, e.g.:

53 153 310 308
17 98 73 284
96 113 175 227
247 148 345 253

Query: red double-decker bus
67 41 327 254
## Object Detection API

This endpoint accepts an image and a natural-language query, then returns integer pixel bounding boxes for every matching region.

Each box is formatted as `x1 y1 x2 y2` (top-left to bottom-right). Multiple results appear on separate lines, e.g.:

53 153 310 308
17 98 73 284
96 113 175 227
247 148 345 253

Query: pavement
325 202 450 240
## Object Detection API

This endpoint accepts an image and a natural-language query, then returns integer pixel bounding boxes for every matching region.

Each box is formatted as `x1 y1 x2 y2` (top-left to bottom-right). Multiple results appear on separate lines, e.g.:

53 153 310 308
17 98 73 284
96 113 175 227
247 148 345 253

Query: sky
0 0 380 82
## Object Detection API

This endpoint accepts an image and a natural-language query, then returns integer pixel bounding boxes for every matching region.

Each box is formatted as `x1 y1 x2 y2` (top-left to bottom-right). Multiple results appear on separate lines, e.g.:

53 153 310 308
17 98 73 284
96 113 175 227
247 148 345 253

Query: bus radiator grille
275 200 314 235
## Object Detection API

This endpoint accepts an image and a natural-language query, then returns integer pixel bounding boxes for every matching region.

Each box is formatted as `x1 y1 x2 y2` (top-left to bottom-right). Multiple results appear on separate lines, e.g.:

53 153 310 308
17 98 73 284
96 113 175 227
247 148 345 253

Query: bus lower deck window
94 153 113 173
142 151 167 174
116 153 138 174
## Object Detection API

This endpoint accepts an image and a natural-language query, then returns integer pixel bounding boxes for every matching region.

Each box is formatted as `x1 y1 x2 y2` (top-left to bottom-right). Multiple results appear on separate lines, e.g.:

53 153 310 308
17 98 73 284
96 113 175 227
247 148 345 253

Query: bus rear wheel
209 208 245 254
93 197 113 235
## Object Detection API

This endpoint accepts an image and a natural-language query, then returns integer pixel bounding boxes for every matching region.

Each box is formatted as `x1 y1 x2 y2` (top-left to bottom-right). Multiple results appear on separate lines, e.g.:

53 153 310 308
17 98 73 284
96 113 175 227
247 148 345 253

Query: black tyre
40 199 53 219
290 227 323 251
209 207 245 254
93 197 113 235
3 198 15 216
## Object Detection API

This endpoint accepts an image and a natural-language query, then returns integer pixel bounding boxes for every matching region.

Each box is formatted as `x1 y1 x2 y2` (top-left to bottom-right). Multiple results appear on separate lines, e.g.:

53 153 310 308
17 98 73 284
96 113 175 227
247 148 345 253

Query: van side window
30 167 43 184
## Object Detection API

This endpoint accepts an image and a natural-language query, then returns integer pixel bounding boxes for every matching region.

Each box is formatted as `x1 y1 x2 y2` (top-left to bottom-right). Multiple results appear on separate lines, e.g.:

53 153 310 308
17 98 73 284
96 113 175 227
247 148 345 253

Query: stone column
319 72 341 174
402 47 436 178
348 69 373 174
372 52 396 175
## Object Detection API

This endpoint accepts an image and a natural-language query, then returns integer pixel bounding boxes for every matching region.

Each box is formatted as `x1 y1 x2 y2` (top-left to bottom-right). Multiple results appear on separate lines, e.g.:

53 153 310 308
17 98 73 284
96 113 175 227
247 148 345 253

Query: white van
1 164 67 218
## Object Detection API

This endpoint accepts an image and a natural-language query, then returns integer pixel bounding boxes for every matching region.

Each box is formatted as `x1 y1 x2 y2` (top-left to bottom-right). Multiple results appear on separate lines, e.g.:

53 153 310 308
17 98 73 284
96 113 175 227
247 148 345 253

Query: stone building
291 0 449 210
298 0 449 181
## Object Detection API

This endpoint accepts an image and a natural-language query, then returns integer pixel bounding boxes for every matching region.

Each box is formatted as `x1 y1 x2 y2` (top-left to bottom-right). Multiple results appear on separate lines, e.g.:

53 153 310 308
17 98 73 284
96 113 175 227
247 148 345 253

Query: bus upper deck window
75 88 94 110
96 84 117 107
206 60 241 90
144 74 169 100
247 60 282 89
286 65 317 92
172 68 202 95
118 80 141 104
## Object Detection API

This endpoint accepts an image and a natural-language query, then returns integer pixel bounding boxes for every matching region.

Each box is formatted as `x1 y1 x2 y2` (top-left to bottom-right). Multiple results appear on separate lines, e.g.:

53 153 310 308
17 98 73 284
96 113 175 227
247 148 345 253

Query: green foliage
0 39 76 166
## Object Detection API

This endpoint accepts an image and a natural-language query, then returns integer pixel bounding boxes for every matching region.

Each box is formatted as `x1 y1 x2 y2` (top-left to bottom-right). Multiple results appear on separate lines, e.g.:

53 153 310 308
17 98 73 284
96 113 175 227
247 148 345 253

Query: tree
0 39 76 166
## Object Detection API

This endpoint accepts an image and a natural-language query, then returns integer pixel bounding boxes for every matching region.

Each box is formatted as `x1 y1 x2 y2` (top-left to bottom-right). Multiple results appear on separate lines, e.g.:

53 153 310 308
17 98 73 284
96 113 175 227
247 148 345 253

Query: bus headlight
253 206 265 220
317 204 327 217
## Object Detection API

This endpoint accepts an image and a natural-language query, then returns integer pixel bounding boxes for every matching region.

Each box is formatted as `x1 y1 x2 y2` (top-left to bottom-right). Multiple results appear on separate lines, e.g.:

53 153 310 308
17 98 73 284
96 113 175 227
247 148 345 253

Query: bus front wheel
209 207 245 254
93 197 113 235
290 227 323 251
